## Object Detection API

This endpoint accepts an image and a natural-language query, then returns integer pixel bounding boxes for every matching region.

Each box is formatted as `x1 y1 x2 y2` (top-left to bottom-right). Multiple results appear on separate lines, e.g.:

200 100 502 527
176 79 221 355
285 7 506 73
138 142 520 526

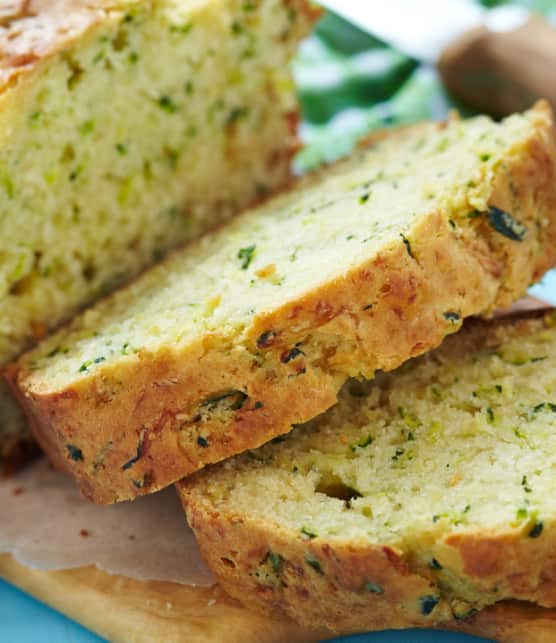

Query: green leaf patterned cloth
293 0 556 172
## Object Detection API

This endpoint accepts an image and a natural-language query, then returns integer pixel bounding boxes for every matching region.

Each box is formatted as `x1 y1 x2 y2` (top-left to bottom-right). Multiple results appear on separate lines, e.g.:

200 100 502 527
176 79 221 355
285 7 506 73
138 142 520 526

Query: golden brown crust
452 600 556 643
442 528 556 608
2 553 556 642
9 102 556 504
180 491 454 631
177 309 556 633
181 494 556 634
0 1 112 91
0 0 322 93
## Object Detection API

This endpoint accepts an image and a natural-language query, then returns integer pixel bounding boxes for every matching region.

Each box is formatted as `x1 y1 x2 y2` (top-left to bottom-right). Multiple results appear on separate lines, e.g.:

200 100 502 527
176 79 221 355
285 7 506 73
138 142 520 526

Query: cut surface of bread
10 102 556 503
179 309 556 632
0 0 315 470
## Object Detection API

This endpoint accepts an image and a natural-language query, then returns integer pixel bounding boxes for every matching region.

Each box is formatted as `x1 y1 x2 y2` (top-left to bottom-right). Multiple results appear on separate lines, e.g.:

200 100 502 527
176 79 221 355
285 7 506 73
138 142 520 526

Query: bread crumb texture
0 0 315 466
180 311 556 632
10 102 556 502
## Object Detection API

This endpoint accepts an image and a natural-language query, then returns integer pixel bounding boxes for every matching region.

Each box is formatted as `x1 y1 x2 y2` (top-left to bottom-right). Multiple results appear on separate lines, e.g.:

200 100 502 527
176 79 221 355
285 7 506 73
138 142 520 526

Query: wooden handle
438 16 556 117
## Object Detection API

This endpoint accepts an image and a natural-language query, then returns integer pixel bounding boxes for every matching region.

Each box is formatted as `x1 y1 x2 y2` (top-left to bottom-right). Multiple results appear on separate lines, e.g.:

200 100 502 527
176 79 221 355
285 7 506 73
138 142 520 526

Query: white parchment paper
0 458 214 586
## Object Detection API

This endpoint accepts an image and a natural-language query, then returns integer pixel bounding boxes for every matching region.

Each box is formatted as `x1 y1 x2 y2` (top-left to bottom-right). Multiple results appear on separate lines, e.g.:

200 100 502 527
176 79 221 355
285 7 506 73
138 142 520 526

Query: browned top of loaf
0 0 321 90
0 1 118 90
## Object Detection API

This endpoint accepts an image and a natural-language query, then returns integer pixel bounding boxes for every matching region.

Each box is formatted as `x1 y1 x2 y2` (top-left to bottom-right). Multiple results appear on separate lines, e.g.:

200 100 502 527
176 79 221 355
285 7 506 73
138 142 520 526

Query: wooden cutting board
3 554 556 643
0 554 323 643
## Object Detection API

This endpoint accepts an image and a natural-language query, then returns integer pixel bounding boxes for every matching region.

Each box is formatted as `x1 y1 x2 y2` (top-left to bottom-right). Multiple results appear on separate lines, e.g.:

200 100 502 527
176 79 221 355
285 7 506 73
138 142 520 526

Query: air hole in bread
316 472 362 506
221 557 237 569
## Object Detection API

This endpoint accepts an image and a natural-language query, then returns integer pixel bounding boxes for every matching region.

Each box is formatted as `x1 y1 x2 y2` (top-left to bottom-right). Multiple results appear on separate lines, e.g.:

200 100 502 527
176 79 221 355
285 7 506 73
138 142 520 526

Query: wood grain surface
0 554 325 643
3 554 556 642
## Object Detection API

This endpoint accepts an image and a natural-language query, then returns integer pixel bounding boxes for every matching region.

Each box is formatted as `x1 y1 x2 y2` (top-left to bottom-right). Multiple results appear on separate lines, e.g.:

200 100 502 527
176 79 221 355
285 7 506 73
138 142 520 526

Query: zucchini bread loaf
0 0 317 471
179 309 556 633
9 102 556 503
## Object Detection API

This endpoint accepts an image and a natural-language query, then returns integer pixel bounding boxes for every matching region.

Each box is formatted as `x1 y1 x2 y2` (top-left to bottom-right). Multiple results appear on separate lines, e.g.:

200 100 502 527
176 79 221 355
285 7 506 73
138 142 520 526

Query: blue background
0 577 491 642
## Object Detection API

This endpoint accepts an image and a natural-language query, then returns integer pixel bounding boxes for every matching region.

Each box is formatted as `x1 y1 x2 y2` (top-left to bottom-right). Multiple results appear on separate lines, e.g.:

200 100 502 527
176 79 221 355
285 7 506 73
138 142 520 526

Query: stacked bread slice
5 23 556 634
180 308 556 632
0 0 317 472
8 101 556 505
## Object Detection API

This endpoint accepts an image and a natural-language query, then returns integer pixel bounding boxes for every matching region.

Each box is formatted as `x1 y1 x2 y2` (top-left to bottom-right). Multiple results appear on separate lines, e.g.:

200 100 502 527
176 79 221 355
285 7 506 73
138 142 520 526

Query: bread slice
0 0 316 470
179 308 556 632
9 102 556 503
